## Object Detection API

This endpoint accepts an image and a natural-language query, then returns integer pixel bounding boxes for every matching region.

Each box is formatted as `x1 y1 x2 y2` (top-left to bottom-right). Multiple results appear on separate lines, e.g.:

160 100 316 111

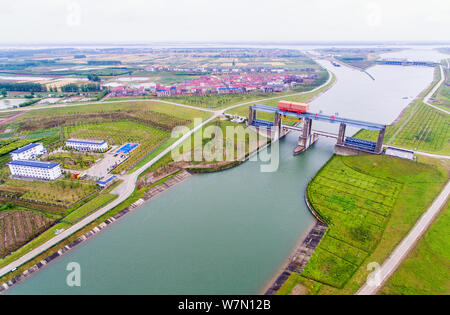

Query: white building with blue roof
8 160 62 180
65 139 108 152
10 143 46 161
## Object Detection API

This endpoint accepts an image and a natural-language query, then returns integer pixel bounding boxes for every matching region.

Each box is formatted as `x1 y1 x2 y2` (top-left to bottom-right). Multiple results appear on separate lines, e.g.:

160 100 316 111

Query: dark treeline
87 74 101 82
0 82 47 92
87 60 122 66
61 83 101 93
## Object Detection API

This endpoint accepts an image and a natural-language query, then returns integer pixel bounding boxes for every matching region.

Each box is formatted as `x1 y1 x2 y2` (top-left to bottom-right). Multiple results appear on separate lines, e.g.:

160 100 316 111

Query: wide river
7 49 445 294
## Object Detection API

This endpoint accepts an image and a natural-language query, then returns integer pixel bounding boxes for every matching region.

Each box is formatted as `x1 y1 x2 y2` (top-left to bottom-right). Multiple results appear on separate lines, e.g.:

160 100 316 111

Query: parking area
84 146 130 178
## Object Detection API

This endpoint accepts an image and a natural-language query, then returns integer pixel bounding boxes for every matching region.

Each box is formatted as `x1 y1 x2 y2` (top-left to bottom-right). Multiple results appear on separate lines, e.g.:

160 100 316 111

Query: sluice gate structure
248 104 386 156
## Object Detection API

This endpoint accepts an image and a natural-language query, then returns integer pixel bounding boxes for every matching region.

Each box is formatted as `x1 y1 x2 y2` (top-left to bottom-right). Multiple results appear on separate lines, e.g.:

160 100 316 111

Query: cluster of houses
7 139 108 181
109 73 318 98
144 65 317 75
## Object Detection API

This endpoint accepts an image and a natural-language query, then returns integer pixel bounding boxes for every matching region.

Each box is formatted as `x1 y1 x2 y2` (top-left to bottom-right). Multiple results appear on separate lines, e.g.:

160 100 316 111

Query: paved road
357 180 450 295
0 69 333 278
423 65 449 115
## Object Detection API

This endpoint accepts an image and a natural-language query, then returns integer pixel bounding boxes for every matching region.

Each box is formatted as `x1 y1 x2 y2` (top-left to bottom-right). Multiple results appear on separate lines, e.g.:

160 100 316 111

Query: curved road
0 69 333 278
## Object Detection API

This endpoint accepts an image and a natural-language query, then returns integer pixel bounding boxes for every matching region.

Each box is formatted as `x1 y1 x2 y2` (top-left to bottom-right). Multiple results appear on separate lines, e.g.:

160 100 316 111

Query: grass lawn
277 154 447 295
379 201 450 295
63 193 117 224
13 100 212 123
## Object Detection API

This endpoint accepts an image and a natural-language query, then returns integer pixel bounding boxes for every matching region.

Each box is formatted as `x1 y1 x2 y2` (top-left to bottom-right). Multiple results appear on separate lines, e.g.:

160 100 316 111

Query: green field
380 202 450 295
357 100 450 154
63 192 117 224
278 155 447 295
0 176 98 211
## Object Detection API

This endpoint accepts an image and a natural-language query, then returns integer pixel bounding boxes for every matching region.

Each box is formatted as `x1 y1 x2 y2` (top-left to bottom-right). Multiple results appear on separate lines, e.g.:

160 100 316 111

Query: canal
7 50 440 294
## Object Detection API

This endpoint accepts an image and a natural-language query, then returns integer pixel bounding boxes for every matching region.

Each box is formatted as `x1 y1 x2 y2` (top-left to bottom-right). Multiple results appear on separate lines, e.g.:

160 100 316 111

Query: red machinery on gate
277 101 310 114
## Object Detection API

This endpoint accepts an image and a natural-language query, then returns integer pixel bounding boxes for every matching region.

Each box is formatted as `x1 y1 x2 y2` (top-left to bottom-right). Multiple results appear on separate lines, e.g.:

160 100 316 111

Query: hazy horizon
1 0 449 44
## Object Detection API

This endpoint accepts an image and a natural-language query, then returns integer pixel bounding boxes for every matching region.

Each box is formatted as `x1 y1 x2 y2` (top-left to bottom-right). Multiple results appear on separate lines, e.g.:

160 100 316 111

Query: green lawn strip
379 201 450 295
278 154 447 295
63 193 118 224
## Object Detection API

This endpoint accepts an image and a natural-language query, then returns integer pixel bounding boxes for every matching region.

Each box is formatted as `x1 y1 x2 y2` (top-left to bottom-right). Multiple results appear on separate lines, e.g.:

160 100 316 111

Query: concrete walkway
0 69 334 278
357 180 450 295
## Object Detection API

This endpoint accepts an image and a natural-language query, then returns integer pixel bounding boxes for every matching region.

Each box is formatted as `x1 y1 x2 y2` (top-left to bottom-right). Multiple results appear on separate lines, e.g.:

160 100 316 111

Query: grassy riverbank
356 66 449 155
277 154 447 295
379 201 449 295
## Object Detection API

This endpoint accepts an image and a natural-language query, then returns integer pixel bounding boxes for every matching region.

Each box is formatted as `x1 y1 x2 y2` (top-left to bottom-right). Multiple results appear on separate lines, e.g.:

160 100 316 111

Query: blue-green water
7 57 437 294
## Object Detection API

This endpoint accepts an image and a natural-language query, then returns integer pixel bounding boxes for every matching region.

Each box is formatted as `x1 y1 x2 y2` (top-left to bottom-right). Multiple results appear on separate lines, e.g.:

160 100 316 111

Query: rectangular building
97 175 117 188
8 160 62 180
66 139 108 152
385 147 415 160
10 143 46 161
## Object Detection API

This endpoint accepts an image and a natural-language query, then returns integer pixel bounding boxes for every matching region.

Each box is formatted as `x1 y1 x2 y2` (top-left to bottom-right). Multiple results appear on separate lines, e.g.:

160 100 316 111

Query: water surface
7 55 435 295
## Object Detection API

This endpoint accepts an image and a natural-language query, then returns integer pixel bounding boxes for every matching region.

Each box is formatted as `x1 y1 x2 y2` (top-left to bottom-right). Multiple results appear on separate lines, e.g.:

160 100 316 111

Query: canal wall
0 170 191 294
264 172 329 295
263 221 328 295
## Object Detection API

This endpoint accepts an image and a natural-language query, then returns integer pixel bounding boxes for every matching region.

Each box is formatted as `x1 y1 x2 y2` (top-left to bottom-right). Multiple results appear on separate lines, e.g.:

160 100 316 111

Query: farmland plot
0 210 55 258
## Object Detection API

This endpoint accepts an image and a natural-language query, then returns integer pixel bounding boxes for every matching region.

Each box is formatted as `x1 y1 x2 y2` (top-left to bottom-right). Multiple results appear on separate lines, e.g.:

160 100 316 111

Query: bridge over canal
248 104 386 156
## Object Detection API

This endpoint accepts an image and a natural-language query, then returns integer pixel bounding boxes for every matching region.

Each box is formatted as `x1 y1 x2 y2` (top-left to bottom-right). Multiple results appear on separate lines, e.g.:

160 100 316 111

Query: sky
1 0 449 44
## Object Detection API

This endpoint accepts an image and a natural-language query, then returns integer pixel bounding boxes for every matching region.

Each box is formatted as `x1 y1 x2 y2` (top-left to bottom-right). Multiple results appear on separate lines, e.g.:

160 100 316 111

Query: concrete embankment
263 177 328 295
0 170 191 294
263 221 327 295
